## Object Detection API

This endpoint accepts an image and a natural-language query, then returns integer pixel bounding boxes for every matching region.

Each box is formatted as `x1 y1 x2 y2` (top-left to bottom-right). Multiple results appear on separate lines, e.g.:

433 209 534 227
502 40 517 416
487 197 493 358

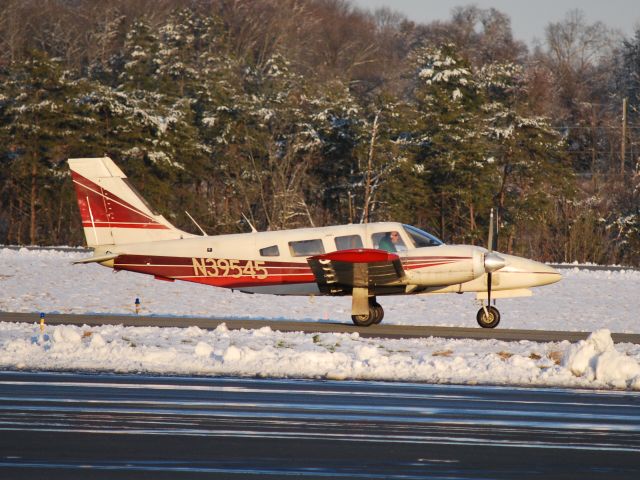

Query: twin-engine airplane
68 157 561 328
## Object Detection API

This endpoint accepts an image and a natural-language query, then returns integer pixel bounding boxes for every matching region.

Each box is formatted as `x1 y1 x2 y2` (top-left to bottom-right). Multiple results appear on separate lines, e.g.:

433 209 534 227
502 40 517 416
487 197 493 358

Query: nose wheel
476 305 500 328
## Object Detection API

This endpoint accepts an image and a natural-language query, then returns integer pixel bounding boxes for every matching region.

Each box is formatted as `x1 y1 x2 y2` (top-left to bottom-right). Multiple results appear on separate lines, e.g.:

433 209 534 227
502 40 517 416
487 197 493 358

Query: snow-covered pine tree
0 51 94 244
409 44 488 243
479 61 572 255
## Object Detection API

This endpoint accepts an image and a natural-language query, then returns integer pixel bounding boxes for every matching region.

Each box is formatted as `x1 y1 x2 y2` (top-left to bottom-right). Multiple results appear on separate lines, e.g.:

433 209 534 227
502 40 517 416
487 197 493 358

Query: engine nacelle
401 246 485 287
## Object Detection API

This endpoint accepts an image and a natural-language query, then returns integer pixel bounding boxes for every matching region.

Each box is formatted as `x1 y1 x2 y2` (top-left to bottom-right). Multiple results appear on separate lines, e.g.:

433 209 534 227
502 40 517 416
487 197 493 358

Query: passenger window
335 235 363 250
259 245 280 257
372 231 407 253
288 239 325 257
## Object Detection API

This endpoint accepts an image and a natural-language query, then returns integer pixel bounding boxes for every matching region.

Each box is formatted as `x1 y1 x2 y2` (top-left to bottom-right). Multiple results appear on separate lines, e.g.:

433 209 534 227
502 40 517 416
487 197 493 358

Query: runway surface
2 311 640 344
0 371 639 479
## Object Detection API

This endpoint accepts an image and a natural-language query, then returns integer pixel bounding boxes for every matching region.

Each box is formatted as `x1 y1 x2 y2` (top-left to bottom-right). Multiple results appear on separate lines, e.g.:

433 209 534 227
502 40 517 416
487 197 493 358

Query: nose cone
530 261 562 286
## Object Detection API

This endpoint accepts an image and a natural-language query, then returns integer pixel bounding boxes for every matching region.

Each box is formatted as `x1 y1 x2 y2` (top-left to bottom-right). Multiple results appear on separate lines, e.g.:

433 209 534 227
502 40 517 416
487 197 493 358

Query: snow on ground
2 248 639 332
1 248 640 390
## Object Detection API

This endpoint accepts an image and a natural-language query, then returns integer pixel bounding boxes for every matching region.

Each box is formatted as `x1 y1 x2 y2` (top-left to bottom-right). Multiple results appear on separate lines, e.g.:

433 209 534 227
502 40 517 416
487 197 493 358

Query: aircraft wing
307 249 405 295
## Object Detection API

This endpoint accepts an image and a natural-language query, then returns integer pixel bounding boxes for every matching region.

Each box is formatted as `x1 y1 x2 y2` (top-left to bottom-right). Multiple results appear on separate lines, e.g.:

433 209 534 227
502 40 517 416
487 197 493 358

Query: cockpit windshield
402 224 444 247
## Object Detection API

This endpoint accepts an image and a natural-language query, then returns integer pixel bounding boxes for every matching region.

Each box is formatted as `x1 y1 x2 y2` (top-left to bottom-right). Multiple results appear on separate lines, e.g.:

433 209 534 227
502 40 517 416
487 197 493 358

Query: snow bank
564 329 640 389
1 321 640 391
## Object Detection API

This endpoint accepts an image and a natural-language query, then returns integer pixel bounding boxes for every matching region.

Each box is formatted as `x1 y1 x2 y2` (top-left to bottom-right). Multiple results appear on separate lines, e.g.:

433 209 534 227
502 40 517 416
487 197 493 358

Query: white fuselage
92 222 560 298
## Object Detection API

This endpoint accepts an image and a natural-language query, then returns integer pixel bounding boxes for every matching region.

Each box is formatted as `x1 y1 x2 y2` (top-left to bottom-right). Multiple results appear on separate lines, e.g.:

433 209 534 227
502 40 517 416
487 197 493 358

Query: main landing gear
476 304 500 328
351 297 384 327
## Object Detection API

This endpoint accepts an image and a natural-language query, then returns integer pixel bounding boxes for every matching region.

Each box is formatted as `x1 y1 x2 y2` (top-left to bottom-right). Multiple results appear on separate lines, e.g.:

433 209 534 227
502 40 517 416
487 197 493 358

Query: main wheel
351 307 377 327
372 302 384 324
351 301 383 327
476 306 500 328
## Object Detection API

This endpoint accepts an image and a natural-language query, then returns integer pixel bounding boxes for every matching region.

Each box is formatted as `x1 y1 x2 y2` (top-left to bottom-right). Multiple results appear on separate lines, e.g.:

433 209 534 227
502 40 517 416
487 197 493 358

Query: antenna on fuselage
185 211 208 236
242 213 258 233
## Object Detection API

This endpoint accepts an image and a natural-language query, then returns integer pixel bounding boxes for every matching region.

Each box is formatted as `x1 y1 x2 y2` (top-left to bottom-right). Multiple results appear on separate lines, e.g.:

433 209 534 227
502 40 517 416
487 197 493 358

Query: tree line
0 0 639 265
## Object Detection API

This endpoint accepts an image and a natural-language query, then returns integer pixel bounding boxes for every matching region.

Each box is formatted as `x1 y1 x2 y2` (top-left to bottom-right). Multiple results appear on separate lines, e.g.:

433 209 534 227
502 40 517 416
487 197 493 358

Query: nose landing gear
476 305 500 328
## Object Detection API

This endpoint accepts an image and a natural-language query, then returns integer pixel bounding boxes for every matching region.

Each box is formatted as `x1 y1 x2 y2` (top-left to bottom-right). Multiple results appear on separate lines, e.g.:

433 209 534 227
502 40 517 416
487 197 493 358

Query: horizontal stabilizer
73 253 119 264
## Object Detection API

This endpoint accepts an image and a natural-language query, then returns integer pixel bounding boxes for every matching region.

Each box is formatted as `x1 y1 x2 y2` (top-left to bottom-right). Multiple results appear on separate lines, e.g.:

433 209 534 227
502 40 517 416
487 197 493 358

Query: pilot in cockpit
378 231 407 252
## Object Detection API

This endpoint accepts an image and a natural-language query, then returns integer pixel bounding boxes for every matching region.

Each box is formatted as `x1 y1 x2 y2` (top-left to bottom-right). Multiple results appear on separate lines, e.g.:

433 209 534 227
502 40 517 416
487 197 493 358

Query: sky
352 0 640 46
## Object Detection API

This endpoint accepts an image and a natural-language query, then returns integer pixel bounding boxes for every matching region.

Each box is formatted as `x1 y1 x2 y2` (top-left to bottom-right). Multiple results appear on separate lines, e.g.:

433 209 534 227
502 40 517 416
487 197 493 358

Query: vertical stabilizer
68 157 192 246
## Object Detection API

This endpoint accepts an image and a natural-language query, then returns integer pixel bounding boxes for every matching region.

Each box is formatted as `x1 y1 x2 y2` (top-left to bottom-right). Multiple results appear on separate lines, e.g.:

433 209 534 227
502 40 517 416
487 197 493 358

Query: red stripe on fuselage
114 255 316 288
178 274 317 288
401 256 470 271
402 261 458 269
111 254 471 289
402 256 471 261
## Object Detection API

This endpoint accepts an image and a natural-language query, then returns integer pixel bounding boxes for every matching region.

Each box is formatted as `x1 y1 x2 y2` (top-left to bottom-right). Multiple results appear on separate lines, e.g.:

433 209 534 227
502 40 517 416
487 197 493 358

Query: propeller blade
487 208 494 252
484 208 501 308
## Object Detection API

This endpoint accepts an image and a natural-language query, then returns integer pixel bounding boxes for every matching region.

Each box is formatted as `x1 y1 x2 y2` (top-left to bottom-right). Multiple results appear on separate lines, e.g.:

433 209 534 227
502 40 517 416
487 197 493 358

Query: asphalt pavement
2 311 640 344
1 371 639 479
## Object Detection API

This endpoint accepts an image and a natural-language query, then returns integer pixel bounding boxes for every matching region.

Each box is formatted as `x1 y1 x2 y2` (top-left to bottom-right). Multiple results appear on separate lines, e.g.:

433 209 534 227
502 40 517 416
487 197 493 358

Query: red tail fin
68 157 192 246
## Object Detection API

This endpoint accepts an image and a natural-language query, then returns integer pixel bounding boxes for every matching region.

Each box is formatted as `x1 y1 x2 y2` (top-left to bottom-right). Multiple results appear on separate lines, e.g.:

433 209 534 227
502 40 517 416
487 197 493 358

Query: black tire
372 303 384 324
476 306 500 328
351 308 377 327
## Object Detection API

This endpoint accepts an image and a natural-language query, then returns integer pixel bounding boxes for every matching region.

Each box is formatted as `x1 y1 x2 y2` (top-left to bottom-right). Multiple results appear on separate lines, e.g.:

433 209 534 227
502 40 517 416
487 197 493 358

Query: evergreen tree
85 14 208 230
0 51 93 244
308 80 364 224
409 44 488 242
229 53 323 230
354 98 416 225
479 62 573 254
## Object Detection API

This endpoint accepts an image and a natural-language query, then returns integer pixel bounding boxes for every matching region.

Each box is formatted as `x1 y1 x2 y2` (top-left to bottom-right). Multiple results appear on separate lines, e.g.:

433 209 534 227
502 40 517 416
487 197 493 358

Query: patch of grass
276 340 293 349
310 334 339 352
432 349 453 357
529 353 542 360
497 351 513 360
547 351 563 365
